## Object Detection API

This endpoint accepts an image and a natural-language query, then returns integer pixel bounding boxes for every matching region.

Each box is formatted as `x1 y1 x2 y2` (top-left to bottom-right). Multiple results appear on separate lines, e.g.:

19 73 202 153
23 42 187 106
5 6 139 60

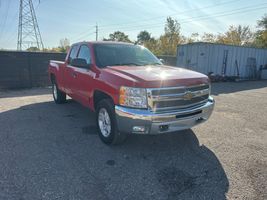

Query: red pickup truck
48 41 214 145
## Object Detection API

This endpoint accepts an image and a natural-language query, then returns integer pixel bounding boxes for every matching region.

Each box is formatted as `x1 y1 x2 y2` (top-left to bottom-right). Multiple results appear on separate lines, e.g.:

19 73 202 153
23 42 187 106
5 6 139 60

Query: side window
68 45 79 64
77 45 91 64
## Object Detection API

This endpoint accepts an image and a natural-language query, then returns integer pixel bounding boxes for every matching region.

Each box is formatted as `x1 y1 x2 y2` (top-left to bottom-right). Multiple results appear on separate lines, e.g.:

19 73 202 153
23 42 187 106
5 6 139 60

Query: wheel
52 80 66 104
96 99 127 145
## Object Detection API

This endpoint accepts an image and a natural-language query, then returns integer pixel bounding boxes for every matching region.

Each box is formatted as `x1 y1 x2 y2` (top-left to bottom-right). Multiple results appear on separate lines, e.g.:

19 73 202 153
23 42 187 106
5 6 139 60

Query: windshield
94 43 162 68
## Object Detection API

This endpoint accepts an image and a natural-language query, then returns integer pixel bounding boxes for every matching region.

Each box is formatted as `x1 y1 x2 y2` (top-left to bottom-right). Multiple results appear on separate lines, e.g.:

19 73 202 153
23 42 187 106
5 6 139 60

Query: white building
176 42 267 79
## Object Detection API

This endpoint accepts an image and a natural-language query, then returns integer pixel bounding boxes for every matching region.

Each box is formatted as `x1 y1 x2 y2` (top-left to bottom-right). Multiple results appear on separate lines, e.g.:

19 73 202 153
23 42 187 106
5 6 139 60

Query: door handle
71 72 77 78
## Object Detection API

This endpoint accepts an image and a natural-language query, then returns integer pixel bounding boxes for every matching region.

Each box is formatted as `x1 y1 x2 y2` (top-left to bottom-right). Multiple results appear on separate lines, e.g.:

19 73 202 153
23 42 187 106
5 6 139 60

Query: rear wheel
96 99 127 145
52 80 66 104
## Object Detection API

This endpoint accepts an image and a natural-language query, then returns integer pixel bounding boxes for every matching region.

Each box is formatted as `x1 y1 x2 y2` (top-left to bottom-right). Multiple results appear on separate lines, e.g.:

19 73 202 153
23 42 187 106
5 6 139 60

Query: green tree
104 31 132 43
201 33 217 43
187 33 200 43
158 17 183 55
258 14 267 29
59 38 70 53
27 47 40 52
137 30 151 44
143 37 160 55
254 14 267 48
217 25 253 46
164 17 180 36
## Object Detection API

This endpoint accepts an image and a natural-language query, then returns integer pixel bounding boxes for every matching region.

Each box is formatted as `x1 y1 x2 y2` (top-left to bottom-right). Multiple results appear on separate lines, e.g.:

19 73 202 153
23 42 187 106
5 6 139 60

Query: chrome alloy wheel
98 108 111 137
53 83 58 100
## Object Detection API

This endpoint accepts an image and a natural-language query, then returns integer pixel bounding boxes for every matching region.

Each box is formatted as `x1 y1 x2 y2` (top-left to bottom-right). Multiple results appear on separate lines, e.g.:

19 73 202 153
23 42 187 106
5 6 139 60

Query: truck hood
103 65 209 88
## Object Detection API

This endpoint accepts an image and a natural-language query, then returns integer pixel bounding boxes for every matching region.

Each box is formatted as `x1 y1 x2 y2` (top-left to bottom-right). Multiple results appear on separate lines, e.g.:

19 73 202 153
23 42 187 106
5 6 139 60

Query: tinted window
94 44 161 68
78 45 91 64
68 45 79 63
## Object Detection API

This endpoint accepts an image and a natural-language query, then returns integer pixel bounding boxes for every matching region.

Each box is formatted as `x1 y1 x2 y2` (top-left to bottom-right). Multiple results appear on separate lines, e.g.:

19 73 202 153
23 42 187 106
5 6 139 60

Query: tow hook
196 117 204 122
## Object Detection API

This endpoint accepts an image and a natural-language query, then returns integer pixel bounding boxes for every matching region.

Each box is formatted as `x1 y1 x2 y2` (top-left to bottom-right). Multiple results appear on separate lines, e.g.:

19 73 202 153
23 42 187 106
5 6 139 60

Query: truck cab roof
71 41 135 46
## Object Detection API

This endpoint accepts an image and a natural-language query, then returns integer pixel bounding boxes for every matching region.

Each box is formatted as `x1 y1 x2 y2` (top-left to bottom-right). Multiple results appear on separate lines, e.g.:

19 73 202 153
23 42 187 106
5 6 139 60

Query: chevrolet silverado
48 41 214 145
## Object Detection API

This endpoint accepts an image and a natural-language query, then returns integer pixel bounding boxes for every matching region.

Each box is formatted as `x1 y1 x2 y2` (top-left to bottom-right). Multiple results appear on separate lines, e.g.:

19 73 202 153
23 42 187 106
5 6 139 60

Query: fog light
159 125 169 132
132 126 146 133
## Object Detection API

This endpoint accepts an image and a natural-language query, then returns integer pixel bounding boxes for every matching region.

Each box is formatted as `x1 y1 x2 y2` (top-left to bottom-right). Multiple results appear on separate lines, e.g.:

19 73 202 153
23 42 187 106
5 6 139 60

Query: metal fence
0 51 66 89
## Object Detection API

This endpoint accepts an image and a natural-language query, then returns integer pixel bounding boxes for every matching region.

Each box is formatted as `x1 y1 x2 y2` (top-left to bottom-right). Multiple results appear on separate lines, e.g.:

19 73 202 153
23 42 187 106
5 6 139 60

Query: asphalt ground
0 81 266 200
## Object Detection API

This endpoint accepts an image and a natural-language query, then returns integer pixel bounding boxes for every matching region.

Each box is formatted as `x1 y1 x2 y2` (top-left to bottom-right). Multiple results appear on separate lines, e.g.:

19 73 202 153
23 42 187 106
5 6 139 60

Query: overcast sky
0 0 266 49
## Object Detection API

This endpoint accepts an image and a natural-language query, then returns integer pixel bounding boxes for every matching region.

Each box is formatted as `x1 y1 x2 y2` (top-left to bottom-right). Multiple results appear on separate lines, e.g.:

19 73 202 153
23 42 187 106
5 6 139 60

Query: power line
71 31 95 43
68 4 267 42
67 0 240 41
98 0 241 29
98 3 267 33
0 3 19 49
66 2 265 42
69 26 95 41
104 3 267 31
35 0 41 10
67 2 266 42
1 13 19 47
180 5 267 26
0 0 11 40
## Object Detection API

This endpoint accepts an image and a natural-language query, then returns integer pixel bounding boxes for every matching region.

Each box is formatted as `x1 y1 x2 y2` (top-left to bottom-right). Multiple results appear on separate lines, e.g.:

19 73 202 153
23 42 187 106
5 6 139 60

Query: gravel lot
0 81 266 200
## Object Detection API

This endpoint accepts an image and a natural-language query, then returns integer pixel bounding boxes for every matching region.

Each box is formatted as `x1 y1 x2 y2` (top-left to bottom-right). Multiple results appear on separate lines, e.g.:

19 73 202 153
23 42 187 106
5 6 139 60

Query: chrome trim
115 96 215 134
152 100 208 113
150 89 209 101
147 84 210 112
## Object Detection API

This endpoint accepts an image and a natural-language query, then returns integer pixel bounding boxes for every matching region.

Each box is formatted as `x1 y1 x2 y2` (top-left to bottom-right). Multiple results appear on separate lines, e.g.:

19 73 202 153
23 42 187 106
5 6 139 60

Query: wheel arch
50 73 56 83
93 90 114 111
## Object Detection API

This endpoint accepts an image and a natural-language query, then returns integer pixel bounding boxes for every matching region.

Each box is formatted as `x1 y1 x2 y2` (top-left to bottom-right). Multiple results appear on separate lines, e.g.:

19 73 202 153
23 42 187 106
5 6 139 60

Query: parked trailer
176 42 267 79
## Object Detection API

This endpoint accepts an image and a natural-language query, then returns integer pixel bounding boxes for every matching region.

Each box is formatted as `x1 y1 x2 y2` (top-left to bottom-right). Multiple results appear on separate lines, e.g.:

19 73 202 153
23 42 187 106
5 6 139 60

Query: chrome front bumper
115 96 215 134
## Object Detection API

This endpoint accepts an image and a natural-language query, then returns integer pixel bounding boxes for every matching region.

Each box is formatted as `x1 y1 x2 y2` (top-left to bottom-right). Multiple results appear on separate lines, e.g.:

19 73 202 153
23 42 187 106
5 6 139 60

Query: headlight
119 87 147 108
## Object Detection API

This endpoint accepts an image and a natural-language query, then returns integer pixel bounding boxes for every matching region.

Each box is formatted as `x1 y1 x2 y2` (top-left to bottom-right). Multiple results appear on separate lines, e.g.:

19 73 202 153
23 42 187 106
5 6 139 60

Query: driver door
72 44 96 106
63 44 79 99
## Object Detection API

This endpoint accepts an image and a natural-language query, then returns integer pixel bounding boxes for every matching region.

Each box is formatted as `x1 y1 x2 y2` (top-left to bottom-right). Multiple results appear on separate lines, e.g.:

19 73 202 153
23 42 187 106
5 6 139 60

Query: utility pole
17 0 44 51
95 23 98 41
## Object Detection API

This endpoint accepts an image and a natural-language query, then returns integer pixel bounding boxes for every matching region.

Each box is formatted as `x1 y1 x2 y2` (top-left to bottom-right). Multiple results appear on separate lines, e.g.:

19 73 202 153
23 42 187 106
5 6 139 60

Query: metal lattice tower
17 0 44 51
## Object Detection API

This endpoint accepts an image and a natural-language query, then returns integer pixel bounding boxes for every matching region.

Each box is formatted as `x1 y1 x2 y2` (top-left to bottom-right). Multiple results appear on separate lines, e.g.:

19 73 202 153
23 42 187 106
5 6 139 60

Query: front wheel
52 81 66 104
96 99 127 145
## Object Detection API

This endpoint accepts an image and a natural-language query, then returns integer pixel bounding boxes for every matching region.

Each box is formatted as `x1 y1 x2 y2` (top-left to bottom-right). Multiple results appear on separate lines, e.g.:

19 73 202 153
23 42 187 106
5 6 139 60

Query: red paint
48 42 209 111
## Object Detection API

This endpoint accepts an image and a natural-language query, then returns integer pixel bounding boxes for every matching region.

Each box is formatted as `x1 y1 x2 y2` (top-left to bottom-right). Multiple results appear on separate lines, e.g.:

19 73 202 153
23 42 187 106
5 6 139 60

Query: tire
96 99 127 145
52 80 66 104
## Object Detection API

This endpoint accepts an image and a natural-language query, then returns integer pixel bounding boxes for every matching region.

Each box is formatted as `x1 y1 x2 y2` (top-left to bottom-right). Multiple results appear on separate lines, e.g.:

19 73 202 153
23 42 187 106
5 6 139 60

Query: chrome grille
147 84 210 112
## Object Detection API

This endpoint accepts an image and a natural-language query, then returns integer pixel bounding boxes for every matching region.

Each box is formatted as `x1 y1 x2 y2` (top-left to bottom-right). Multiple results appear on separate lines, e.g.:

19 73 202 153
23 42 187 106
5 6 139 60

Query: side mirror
70 58 91 69
159 58 165 64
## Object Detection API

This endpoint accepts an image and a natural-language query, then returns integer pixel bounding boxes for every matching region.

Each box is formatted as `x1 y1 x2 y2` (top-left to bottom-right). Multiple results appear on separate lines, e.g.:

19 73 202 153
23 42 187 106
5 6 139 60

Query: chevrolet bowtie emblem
183 91 194 100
